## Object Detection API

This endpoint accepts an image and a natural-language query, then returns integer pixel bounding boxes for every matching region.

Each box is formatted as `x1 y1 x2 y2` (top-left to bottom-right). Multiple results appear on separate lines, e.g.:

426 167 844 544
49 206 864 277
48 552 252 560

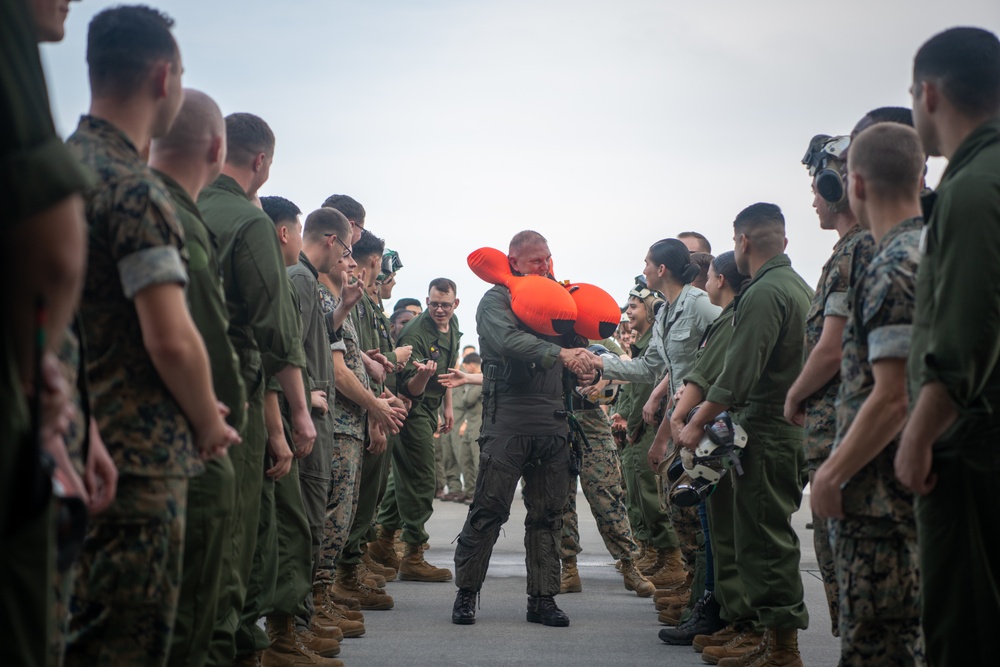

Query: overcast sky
41 0 1000 350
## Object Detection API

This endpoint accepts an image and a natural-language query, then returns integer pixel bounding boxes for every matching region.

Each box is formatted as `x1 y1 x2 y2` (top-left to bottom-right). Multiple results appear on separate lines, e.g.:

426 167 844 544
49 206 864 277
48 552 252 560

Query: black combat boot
526 595 570 627
657 590 723 645
452 589 477 625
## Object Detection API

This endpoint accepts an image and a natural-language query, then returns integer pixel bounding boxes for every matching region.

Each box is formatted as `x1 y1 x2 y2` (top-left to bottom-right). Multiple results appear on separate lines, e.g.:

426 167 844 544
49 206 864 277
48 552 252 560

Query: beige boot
638 545 660 574
692 623 740 653
717 629 770 667
399 541 453 582
655 586 691 610
560 556 582 593
295 627 340 658
307 620 343 642
646 547 687 589
262 614 343 667
312 584 366 638
620 559 655 597
750 628 802 667
367 525 401 570
362 548 397 581
358 561 387 589
332 563 394 610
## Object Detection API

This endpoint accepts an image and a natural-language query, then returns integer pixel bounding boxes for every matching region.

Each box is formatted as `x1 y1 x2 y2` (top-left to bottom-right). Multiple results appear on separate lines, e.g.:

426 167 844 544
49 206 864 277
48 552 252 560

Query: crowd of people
2 2 999 666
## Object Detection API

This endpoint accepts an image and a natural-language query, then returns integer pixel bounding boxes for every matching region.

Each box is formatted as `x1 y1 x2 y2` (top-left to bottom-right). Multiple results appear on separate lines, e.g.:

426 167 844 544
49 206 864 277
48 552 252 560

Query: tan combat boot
367 525 401 571
646 547 687 589
751 628 802 667
655 585 691 610
332 564 394 610
717 629 770 667
358 561 387 589
295 627 341 658
638 545 660 574
399 541 453 582
362 548 397 581
307 620 343 642
560 556 582 593
692 623 739 653
262 614 344 667
620 559 655 597
313 584 366 637
657 603 686 626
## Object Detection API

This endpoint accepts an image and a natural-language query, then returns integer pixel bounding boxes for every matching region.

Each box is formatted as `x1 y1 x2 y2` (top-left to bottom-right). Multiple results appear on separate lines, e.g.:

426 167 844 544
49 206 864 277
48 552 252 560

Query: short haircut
322 194 366 223
914 27 1000 117
849 123 925 201
463 353 482 365
389 309 412 325
260 196 301 227
852 106 913 137
225 113 275 167
352 229 385 263
303 207 350 244
152 88 222 153
87 5 177 98
691 252 713 285
509 230 547 256
394 297 422 312
733 203 786 254
429 278 457 296
678 231 711 253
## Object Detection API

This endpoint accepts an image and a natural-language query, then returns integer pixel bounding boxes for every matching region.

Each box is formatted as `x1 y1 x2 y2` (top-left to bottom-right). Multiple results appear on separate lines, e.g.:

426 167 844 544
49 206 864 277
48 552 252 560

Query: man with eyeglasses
371 278 462 582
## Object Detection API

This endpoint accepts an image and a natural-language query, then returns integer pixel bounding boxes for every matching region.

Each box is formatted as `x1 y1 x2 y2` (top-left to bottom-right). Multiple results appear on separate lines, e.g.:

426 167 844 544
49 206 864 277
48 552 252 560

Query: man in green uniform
785 133 874 637
65 8 241 665
453 353 483 502
1 2 93 665
198 112 315 666
677 203 812 666
451 231 593 626
896 27 1000 665
373 278 463 582
812 122 928 666
148 89 248 667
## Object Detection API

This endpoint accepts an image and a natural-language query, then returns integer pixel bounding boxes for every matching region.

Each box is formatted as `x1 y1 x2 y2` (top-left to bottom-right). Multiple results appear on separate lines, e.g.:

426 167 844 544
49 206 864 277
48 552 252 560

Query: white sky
41 0 1000 350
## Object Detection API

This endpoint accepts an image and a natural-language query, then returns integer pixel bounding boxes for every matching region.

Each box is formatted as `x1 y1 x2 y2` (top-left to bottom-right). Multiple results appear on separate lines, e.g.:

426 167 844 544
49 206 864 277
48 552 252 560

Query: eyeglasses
325 234 352 258
427 301 454 311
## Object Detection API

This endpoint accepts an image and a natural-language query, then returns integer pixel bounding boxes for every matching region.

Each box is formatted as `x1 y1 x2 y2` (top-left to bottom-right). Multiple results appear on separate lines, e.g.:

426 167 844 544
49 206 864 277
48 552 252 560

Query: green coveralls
0 4 92 665
377 310 461 545
199 174 307 663
704 253 812 631
907 118 1000 666
156 172 246 667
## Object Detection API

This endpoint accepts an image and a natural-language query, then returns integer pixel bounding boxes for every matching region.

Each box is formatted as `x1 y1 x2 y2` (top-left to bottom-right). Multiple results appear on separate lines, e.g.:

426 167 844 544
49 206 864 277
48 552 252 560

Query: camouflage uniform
316 286 367 586
802 224 874 636
560 407 637 562
831 217 925 666
65 116 198 667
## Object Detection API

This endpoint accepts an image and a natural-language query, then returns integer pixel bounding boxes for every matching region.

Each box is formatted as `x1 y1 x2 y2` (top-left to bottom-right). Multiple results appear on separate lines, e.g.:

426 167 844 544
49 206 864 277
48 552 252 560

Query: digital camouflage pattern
829 524 925 667
67 116 199 477
332 303 369 441
802 224 875 468
316 434 364 587
561 408 637 562
65 476 187 666
834 218 922 539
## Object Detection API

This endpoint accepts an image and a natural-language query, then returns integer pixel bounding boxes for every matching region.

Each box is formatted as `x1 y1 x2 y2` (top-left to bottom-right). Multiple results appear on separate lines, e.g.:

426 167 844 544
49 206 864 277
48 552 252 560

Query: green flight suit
453 383 483 495
199 174 306 663
156 172 245 667
0 3 92 665
377 310 462 545
683 301 753 627
705 253 812 631
340 293 395 567
907 118 1000 666
286 252 336 624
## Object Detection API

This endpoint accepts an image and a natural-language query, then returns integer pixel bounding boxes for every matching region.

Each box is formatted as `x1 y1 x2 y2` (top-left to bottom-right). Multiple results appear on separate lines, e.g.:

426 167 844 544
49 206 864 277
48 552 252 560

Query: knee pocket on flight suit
469 454 518 533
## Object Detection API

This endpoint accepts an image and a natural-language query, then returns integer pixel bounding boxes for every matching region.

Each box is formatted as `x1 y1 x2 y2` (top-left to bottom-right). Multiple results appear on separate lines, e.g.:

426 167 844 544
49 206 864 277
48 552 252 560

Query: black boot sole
452 616 476 625
526 612 570 627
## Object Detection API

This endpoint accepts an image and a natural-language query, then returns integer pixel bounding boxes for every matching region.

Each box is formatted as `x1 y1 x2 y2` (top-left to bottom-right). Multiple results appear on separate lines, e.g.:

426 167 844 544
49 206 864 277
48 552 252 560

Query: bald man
149 89 247 667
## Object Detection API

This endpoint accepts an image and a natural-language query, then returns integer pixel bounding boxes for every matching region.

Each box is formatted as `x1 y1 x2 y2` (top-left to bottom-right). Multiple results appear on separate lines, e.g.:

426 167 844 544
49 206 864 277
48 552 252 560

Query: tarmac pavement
342 484 840 666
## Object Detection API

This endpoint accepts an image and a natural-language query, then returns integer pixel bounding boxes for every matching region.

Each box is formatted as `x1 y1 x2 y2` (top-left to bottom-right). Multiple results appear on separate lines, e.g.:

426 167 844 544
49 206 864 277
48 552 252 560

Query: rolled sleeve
868 325 912 362
824 292 850 318
117 245 187 299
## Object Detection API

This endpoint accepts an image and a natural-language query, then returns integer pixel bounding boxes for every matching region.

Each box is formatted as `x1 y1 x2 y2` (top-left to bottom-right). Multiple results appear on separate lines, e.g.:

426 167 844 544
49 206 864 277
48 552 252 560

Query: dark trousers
454 427 571 596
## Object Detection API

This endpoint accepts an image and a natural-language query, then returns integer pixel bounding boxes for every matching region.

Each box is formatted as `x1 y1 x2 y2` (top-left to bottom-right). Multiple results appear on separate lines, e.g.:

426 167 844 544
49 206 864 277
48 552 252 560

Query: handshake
558 347 603 384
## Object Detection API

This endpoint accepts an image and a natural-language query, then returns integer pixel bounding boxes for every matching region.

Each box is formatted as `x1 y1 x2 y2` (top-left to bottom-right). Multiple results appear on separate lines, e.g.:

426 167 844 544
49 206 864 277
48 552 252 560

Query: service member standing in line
896 27 1000 666
65 8 241 665
198 112 315 666
812 122 928 666
451 231 594 627
373 278 462 582
785 132 874 638
454 353 484 502
677 203 813 667
149 89 248 667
